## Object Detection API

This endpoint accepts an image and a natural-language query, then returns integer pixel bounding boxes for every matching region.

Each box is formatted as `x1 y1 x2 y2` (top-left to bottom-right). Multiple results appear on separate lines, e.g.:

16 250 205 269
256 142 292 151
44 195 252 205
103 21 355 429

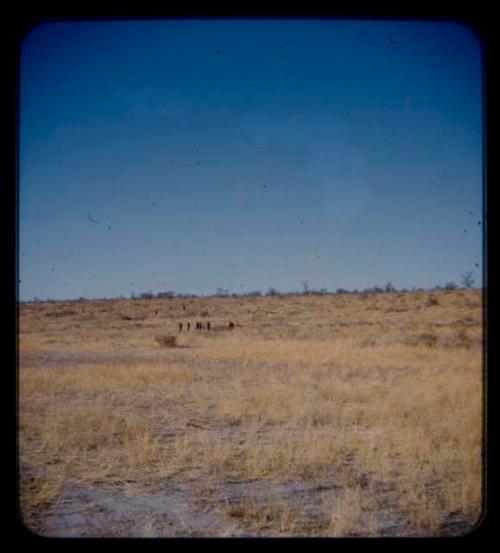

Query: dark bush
246 290 262 297
426 296 440 306
442 329 473 349
385 282 396 292
157 291 176 299
155 335 178 347
404 332 438 347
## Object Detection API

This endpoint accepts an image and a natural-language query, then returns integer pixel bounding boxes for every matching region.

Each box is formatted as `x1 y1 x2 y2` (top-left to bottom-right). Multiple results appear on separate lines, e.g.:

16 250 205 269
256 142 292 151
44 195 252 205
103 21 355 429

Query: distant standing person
207 322 211 331
178 322 183 332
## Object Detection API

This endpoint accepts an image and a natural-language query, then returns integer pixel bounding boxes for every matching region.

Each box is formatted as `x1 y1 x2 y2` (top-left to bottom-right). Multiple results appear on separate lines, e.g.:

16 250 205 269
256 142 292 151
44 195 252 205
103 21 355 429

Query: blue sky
19 19 483 300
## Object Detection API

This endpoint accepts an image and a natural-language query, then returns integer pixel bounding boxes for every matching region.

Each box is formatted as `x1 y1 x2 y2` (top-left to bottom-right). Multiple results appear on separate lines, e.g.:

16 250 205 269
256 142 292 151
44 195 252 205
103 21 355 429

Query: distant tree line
24 271 479 303
124 271 477 301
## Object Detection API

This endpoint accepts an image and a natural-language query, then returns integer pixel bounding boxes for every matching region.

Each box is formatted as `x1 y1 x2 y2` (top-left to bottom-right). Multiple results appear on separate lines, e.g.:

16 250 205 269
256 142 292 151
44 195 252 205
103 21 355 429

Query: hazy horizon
19 281 484 303
19 19 484 302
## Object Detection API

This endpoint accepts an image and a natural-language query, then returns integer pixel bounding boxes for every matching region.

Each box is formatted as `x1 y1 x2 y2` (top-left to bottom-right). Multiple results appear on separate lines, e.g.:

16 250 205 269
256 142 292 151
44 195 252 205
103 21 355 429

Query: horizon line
18 283 483 303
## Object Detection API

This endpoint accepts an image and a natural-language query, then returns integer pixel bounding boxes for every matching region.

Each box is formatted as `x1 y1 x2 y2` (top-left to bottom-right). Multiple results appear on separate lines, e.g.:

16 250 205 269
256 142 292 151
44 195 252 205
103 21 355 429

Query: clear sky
19 18 483 301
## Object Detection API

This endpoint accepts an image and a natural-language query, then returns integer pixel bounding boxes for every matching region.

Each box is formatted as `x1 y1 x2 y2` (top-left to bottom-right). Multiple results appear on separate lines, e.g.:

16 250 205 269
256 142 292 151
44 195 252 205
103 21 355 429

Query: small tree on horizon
459 271 475 289
385 282 396 293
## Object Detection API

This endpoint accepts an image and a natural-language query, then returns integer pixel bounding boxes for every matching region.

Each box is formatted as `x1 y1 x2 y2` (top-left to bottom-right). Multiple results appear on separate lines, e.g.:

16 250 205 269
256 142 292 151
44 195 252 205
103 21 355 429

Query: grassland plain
18 289 484 537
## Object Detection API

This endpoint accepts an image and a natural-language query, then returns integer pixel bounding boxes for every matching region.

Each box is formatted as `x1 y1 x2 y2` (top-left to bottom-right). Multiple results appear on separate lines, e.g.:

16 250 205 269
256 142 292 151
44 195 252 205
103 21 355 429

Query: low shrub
154 335 178 347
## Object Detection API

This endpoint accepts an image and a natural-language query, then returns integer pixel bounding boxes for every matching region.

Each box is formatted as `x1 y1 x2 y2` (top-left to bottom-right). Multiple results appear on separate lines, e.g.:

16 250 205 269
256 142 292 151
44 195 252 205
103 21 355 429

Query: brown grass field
18 289 484 537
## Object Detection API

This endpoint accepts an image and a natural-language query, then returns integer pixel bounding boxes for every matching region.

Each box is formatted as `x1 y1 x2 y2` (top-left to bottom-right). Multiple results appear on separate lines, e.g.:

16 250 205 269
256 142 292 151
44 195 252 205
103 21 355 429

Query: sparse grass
18 289 484 537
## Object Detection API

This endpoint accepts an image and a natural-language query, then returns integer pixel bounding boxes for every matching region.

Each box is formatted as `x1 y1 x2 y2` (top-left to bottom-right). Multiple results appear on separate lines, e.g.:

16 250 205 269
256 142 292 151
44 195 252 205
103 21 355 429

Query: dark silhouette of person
178 322 183 332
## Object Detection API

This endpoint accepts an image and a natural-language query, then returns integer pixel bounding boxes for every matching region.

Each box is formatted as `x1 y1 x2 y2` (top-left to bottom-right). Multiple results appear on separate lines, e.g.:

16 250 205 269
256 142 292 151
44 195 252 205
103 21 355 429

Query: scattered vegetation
18 288 483 537
31 273 481 305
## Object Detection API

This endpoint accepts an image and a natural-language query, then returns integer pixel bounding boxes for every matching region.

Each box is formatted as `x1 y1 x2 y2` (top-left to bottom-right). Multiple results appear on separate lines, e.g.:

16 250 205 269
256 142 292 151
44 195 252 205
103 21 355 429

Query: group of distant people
178 321 235 332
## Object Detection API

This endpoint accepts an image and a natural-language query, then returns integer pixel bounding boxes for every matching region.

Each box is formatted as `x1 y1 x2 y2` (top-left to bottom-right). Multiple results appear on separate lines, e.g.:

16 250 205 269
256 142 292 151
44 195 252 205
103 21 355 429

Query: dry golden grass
18 289 484 536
